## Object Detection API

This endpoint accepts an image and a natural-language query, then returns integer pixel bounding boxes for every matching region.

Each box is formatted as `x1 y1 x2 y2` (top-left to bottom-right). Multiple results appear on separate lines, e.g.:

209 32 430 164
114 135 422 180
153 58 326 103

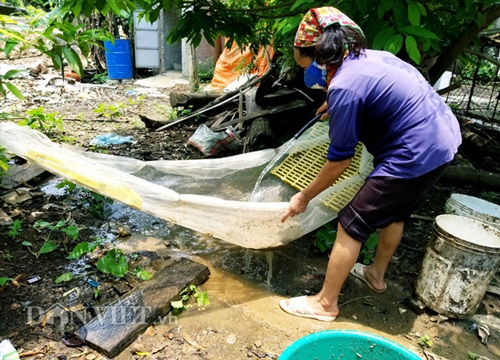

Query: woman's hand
316 102 328 121
281 192 310 223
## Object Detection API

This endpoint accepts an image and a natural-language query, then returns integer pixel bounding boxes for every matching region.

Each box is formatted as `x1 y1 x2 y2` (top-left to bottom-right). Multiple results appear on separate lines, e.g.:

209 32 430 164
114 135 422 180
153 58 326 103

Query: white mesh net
0 121 373 249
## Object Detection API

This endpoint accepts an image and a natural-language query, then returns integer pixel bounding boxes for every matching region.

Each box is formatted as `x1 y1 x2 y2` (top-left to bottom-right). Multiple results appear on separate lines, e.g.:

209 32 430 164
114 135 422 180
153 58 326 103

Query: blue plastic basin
279 330 421 360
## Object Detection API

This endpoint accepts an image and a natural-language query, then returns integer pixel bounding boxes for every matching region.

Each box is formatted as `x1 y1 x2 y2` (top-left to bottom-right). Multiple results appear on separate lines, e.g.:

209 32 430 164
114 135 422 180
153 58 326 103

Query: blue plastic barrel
104 39 133 80
280 330 421 360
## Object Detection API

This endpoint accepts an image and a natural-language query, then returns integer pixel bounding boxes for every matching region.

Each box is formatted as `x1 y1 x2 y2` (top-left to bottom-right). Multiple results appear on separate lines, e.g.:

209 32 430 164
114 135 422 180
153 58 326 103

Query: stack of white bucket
416 194 500 318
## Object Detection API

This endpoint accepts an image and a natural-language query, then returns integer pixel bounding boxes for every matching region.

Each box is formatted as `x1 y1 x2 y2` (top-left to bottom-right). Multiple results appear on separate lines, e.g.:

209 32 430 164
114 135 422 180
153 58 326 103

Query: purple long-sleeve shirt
326 49 461 178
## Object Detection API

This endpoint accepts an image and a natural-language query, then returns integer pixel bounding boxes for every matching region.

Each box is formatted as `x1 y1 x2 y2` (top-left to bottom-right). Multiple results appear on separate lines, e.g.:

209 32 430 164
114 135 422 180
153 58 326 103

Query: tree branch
428 3 500 85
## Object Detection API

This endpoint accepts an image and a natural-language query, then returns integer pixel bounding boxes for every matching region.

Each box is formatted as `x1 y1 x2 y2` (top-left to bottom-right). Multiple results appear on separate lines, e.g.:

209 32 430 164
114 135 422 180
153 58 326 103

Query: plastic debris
187 124 240 156
86 278 100 288
478 324 490 344
90 133 134 147
27 276 41 284
0 339 20 360
467 322 477 331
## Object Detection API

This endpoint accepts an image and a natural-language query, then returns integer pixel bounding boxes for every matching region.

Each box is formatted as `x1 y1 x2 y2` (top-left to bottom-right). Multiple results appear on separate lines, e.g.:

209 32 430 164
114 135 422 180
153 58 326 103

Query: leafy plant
7 220 22 239
171 284 209 314
56 179 78 193
31 219 79 253
95 248 155 280
96 248 128 278
314 223 336 253
0 69 25 100
22 240 59 258
34 220 79 241
418 334 433 348
56 181 112 217
198 68 214 82
18 106 64 134
359 233 379 265
91 72 108 84
67 239 101 260
468 351 479 359
132 267 153 281
85 192 113 217
314 224 379 265
1 7 110 82
481 191 500 203
93 103 123 120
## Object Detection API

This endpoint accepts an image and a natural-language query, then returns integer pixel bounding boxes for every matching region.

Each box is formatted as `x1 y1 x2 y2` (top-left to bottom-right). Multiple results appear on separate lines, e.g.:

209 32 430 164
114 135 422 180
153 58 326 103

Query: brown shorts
338 163 450 242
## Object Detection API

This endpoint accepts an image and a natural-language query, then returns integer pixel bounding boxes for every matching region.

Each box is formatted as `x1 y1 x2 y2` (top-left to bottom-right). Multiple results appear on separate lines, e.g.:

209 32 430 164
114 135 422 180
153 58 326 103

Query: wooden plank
211 99 306 131
80 257 210 358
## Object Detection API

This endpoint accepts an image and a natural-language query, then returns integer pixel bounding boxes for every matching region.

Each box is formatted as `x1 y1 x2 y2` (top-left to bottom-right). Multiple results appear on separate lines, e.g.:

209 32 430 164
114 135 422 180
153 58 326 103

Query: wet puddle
40 177 327 296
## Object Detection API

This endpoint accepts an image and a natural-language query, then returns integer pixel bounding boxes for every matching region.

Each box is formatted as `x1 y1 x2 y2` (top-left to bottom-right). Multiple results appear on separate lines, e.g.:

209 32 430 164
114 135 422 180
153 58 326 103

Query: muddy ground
0 58 500 360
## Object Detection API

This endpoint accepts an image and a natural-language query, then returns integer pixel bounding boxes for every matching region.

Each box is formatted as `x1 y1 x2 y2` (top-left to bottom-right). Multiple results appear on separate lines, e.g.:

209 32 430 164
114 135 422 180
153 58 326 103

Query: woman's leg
304 223 362 317
362 221 404 291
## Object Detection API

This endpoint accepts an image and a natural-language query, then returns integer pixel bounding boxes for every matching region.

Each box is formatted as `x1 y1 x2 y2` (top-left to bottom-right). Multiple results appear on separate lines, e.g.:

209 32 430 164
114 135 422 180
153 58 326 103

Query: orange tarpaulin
208 41 275 90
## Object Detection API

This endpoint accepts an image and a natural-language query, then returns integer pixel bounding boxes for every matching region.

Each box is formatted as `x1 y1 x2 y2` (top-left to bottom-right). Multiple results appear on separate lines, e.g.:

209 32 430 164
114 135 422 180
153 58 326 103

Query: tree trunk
428 4 500 85
86 12 109 72
442 165 500 189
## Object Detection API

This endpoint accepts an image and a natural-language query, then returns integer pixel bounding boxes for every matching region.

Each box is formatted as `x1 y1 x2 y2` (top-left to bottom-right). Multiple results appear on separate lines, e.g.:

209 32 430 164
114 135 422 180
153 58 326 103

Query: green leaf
97 249 128 277
281 15 303 34
73 0 83 17
110 253 128 277
106 0 123 15
408 2 421 26
405 35 421 64
67 242 90 259
4 82 25 100
291 0 311 11
384 34 404 54
62 225 79 240
34 221 51 229
377 0 392 18
416 2 427 16
401 26 439 40
0 28 25 43
134 268 153 281
22 241 33 247
372 28 396 50
39 241 58 254
55 272 74 283
0 277 12 286
3 69 24 79
62 47 84 77
171 300 185 309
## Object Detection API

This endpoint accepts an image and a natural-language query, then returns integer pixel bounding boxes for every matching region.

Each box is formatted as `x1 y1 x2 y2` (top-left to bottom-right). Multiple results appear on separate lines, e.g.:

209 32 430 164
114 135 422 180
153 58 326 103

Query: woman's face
293 47 314 69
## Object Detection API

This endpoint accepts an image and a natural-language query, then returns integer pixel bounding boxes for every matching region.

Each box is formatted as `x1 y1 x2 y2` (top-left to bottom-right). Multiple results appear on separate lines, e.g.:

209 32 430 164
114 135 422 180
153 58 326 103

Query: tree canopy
2 0 500 84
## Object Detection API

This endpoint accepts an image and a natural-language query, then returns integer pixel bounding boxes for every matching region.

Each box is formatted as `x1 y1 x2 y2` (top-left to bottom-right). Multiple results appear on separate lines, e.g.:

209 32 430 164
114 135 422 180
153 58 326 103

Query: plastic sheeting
0 121 373 249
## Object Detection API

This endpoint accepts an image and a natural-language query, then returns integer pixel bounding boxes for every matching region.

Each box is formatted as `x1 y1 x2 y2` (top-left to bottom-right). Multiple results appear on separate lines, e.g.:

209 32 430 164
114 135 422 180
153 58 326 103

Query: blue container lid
280 330 421 360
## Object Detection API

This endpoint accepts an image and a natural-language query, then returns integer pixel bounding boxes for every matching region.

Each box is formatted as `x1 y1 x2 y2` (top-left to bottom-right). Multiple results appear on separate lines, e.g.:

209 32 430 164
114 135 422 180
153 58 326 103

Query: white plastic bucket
416 214 500 318
445 194 500 230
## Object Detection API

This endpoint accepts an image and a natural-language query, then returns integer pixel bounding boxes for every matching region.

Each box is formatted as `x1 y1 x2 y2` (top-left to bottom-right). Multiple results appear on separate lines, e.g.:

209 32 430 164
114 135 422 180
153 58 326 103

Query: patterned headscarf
294 7 363 48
